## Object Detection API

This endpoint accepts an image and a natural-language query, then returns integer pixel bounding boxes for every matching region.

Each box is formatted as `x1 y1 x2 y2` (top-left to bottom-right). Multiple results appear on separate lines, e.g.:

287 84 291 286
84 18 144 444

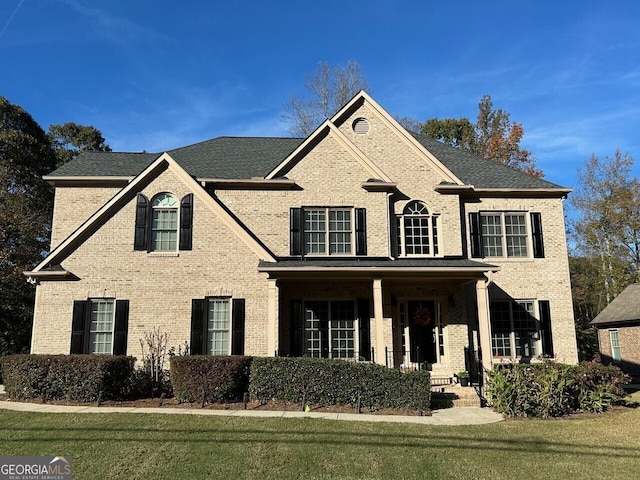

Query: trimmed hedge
170 355 252 404
249 357 431 411
0 354 135 402
486 361 630 417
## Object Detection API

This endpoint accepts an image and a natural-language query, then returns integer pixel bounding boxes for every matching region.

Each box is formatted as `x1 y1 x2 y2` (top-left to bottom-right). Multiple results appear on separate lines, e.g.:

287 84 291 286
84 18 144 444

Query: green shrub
169 356 252 404
0 354 135 402
249 357 430 411
486 361 629 417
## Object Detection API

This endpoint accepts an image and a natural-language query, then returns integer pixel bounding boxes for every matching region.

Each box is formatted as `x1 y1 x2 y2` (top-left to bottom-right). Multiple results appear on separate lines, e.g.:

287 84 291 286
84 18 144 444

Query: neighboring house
25 91 579 380
590 283 640 379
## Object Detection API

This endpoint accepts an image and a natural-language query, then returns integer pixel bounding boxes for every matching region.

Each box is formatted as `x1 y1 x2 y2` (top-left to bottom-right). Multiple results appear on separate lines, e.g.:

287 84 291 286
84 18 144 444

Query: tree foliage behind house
569 150 640 359
0 96 110 354
421 95 541 176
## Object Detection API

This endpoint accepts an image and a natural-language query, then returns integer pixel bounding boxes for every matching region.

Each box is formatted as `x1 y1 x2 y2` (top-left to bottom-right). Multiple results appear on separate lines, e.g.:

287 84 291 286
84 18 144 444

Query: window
396 201 439 256
305 300 356 359
469 212 545 259
609 330 621 362
89 300 115 354
134 193 194 252
71 299 129 355
490 300 538 358
151 193 178 251
190 297 245 355
207 299 230 355
290 207 366 257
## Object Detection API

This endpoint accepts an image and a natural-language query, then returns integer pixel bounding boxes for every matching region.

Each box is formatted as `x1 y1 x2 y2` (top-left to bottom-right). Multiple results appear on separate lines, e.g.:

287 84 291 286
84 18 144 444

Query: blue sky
2 0 639 190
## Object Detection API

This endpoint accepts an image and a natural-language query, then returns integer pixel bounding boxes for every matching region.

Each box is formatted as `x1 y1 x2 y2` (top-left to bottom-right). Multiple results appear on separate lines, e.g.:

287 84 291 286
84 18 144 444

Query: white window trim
304 299 359 359
150 192 179 253
396 213 441 258
609 329 621 363
89 298 115 355
303 207 355 257
490 299 541 359
206 297 232 356
480 211 531 259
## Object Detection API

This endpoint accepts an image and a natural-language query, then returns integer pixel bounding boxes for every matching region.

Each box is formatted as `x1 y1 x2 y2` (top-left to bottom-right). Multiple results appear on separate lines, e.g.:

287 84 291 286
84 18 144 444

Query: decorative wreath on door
413 307 432 326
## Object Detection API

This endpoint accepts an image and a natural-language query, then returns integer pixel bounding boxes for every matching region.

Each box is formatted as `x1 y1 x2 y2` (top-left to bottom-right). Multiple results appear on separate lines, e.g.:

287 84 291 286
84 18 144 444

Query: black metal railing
464 346 484 397
384 347 429 371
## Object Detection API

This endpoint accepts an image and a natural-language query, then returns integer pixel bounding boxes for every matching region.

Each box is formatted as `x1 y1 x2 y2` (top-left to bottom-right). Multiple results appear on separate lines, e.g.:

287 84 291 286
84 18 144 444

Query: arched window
396 200 439 256
151 193 178 251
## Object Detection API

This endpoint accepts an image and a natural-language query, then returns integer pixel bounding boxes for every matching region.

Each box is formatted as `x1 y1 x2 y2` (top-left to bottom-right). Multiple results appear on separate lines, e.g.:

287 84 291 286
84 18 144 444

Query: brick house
591 283 640 379
25 91 579 379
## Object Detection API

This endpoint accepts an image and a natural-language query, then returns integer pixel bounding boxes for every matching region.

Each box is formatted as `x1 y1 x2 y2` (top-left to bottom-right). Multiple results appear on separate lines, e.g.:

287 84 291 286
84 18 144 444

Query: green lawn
1 400 639 480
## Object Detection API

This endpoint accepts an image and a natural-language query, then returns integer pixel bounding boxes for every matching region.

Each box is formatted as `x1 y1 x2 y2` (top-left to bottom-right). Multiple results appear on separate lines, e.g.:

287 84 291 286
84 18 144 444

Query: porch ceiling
258 257 499 280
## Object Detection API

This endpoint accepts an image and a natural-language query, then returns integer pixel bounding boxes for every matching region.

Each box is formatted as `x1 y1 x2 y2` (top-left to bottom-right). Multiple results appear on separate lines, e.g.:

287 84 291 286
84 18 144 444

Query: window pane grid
491 300 538 358
398 201 438 257
610 330 621 362
305 300 355 359
330 301 355 358
152 209 178 251
89 300 114 354
207 299 230 355
482 214 503 257
505 214 528 257
304 209 352 255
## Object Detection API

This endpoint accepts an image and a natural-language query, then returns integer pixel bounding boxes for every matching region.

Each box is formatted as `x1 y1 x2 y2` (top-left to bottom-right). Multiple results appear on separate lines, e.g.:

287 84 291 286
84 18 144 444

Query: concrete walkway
0 400 503 425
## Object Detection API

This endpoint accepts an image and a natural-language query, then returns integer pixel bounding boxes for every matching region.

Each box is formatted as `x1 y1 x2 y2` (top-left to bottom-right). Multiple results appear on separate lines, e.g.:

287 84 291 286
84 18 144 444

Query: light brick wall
32 99 578 372
465 197 578 363
32 168 271 359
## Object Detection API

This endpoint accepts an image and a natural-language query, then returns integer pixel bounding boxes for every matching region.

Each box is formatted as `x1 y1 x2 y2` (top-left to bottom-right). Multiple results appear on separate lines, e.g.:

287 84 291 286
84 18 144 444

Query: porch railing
464 346 484 398
383 347 430 372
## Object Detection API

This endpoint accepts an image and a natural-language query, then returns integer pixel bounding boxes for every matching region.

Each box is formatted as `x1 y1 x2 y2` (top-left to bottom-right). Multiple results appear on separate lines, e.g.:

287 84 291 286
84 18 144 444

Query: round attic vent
352 117 370 134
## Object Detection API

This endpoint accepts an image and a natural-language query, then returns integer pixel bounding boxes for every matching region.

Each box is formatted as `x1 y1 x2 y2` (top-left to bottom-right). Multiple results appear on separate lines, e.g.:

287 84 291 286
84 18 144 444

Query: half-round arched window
397 200 440 256
151 193 178 251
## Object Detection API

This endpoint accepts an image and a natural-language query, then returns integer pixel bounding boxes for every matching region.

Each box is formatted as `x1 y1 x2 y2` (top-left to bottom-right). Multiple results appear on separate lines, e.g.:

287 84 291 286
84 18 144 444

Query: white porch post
373 278 386 365
267 278 279 356
476 277 493 372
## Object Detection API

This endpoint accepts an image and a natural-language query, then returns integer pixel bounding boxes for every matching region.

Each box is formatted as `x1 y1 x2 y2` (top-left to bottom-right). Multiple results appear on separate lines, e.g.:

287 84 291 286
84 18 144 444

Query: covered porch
258 258 499 379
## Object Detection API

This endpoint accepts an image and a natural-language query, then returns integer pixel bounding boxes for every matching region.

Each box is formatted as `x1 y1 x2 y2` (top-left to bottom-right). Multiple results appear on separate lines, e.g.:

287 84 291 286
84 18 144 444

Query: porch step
430 384 482 409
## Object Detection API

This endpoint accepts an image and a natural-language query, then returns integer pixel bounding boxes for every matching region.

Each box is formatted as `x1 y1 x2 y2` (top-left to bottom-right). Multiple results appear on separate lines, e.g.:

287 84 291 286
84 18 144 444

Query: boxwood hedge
0 354 135 402
249 357 431 411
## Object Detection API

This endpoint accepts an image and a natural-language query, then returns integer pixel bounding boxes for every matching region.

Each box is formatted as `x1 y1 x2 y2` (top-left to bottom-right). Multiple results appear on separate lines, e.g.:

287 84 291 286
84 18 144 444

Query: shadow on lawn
1 419 639 460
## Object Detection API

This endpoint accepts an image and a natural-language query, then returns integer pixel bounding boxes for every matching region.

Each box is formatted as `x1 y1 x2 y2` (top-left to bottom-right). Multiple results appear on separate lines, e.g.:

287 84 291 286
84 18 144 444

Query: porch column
267 278 279 356
373 278 386 365
476 277 493 372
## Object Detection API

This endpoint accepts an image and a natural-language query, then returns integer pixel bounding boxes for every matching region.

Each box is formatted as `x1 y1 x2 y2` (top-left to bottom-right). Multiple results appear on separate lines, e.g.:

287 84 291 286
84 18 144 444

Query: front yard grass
1 401 639 480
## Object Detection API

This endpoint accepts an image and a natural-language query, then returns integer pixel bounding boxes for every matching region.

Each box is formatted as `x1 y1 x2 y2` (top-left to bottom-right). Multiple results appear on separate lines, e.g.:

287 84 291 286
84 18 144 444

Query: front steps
430 382 483 409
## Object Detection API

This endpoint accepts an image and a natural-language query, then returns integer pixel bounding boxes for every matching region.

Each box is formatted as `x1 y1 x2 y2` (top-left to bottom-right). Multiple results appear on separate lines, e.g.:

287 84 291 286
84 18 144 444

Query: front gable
26 153 276 281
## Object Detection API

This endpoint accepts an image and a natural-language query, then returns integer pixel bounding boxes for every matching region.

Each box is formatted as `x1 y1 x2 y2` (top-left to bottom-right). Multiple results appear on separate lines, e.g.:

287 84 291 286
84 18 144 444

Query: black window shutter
531 212 545 258
357 298 371 360
290 300 303 356
469 212 483 258
113 300 129 355
71 300 88 354
355 208 367 256
290 208 303 256
231 298 245 355
134 194 149 251
190 299 206 355
179 194 194 251
539 300 554 356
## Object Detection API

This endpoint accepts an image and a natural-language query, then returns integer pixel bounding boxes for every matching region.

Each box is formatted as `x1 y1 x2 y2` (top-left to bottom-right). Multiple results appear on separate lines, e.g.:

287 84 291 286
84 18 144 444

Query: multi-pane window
397 201 439 257
207 299 230 355
89 300 114 354
481 213 528 257
609 330 621 362
151 193 178 251
305 300 355 358
304 208 352 255
490 300 538 358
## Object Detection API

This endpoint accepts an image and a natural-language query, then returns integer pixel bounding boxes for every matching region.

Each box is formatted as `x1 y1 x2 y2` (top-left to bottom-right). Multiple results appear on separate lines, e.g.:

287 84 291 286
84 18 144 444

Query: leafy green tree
420 95 541 176
48 122 111 167
0 96 57 354
569 150 640 359
283 61 368 137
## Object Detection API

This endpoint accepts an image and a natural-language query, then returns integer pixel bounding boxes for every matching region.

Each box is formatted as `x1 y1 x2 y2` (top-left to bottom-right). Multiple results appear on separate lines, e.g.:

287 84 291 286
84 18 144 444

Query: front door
407 300 437 364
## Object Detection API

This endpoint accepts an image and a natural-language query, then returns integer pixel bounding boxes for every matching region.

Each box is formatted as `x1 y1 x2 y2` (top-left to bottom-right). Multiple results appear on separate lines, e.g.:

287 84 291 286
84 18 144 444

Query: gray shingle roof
590 284 640 326
46 133 568 190
411 133 564 189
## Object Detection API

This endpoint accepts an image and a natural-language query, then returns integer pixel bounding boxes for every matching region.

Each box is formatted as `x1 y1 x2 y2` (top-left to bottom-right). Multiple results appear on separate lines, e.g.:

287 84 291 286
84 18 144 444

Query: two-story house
25 91 579 380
